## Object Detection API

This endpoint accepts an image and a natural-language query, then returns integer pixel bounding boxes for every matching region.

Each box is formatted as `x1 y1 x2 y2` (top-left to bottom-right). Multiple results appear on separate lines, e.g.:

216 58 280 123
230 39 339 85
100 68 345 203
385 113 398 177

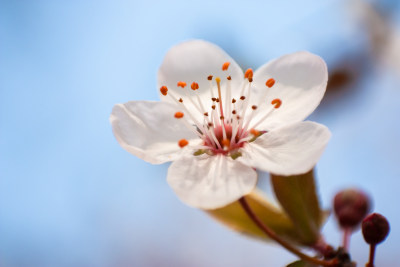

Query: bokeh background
1 0 399 266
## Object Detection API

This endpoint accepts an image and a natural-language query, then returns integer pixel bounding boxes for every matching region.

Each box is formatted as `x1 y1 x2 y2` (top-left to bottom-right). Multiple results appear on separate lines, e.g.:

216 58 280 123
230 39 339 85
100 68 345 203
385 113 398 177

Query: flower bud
362 213 390 245
333 189 371 228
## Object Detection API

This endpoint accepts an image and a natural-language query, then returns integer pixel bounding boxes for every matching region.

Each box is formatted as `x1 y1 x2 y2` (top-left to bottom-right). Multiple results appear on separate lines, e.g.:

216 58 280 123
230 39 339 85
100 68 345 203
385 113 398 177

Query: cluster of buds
333 188 390 267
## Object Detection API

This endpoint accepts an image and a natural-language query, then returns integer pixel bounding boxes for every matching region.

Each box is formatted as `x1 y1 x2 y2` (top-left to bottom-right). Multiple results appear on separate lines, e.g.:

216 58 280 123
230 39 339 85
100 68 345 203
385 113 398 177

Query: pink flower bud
333 189 371 229
362 213 390 245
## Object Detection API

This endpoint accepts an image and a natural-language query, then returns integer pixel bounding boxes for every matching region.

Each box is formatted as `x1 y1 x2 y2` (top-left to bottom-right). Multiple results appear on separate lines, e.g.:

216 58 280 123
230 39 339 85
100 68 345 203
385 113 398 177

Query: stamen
266 78 275 88
222 62 230 71
211 107 220 128
167 91 204 136
182 87 204 116
214 77 227 139
244 68 253 82
177 81 187 88
271 98 282 109
208 75 213 80
230 114 239 145
242 103 258 133
174 111 204 139
237 81 253 137
225 75 232 124
186 90 218 150
250 129 260 137
191 82 199 90
232 98 236 103
238 79 247 98
215 77 224 118
249 106 275 129
254 77 277 110
202 117 217 148
178 139 189 148
174 112 184 119
206 117 222 149
160 86 168 96
179 98 183 103
211 97 217 102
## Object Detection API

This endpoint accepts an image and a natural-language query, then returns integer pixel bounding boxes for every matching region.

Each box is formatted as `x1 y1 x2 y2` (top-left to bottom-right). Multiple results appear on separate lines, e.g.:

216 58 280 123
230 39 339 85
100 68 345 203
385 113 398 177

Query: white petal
251 51 328 130
158 40 244 118
239 121 331 176
167 154 257 209
110 101 198 164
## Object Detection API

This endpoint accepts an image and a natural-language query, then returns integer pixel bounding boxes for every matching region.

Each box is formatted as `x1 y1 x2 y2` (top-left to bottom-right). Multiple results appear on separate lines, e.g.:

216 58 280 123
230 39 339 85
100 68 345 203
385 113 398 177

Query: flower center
161 62 281 158
204 124 246 154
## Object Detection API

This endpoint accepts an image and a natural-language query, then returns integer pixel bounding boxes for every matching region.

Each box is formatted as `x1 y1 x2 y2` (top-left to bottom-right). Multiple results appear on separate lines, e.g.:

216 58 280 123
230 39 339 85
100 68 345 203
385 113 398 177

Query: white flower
110 40 331 210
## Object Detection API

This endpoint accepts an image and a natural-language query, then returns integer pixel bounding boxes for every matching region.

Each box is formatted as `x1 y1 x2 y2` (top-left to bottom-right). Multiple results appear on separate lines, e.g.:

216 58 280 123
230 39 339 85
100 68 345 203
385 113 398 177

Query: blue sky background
1 0 400 266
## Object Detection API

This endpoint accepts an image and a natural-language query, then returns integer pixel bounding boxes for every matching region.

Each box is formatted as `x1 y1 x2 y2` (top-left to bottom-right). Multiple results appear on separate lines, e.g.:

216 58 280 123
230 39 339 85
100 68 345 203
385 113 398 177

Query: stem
313 237 335 258
239 197 337 267
366 244 376 267
342 228 351 251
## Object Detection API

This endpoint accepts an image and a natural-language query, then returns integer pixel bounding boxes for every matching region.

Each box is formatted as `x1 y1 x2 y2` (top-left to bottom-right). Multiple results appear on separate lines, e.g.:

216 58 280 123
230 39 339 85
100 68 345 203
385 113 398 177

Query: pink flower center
204 124 246 155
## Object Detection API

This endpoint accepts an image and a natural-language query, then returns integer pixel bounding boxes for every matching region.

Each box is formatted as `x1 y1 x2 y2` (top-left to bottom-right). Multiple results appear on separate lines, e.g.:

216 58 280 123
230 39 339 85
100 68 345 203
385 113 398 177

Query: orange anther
266 78 275 88
178 139 189 148
250 129 260 137
222 62 230 71
227 76 232 80
191 82 199 90
177 81 187 88
244 68 253 79
208 75 213 80
174 112 184 119
222 138 230 148
160 86 168 96
271 98 282 109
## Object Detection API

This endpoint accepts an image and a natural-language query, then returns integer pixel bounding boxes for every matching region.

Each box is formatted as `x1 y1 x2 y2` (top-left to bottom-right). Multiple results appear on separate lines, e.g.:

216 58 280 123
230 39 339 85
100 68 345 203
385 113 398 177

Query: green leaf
286 260 318 267
206 189 304 244
271 169 325 245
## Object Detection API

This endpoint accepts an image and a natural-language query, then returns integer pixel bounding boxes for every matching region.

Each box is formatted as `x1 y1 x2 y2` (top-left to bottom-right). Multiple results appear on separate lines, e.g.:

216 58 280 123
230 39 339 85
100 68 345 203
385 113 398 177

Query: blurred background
1 0 399 266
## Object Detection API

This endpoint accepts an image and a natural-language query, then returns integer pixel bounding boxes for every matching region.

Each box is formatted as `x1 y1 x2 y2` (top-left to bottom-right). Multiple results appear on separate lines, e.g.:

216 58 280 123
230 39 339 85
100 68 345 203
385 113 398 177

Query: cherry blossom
110 40 330 209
